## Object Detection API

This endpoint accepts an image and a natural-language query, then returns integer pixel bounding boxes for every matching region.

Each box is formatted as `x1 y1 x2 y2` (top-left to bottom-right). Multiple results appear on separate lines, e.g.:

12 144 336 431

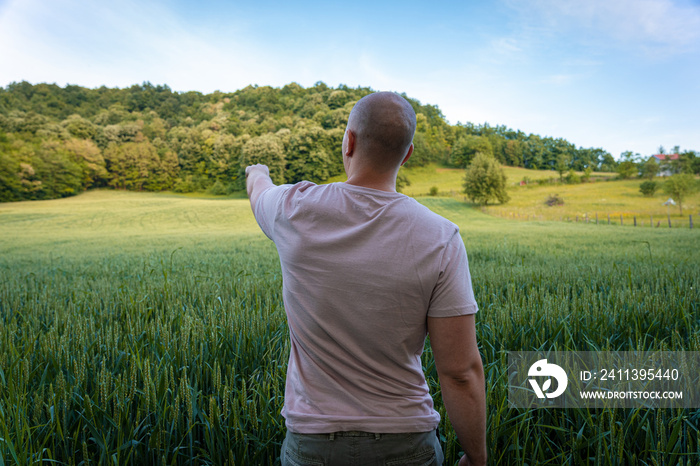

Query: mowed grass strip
0 190 698 465
0 189 262 257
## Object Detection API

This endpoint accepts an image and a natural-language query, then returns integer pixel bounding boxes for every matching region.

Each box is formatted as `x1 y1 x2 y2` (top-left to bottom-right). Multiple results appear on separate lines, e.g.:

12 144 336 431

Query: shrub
582 167 592 182
545 194 564 206
463 153 510 205
565 169 581 184
639 180 657 197
429 186 439 196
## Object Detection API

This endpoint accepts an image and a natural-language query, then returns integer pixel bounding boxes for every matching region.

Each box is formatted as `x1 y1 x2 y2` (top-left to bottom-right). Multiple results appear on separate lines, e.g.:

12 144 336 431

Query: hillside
1 81 618 203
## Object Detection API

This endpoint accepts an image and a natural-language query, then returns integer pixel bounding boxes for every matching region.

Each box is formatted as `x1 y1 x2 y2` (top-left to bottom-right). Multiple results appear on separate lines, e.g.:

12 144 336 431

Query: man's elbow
440 359 484 387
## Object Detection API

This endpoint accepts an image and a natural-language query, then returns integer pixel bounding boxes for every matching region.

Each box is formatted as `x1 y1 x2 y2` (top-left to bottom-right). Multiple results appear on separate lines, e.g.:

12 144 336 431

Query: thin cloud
492 37 523 54
507 0 700 56
543 74 577 85
0 0 266 91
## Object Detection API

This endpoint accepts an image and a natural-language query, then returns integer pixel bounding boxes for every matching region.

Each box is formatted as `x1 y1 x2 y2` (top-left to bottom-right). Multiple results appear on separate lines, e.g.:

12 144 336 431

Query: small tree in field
639 180 658 197
640 157 659 179
663 174 697 215
463 152 510 205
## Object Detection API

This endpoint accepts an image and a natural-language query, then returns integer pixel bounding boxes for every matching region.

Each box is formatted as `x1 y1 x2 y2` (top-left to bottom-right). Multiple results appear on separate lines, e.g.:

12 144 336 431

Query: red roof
652 153 679 160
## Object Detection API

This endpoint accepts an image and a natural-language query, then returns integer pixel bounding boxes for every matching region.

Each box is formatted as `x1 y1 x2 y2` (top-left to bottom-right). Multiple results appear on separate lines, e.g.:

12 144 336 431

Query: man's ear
345 130 356 157
400 143 413 166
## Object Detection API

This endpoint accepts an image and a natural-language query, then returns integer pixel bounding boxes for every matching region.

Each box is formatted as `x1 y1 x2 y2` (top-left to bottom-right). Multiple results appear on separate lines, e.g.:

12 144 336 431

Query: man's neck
344 173 397 193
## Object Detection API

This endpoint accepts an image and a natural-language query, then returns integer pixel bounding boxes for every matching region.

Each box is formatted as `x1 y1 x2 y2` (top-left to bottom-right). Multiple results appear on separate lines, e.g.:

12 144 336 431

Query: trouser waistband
329 431 381 440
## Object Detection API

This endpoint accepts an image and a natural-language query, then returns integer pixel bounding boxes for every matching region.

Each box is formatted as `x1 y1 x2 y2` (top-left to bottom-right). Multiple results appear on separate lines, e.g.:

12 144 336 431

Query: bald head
346 92 417 171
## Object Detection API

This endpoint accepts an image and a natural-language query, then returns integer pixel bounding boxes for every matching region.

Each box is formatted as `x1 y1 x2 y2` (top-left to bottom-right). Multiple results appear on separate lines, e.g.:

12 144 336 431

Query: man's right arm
245 164 274 211
427 314 487 466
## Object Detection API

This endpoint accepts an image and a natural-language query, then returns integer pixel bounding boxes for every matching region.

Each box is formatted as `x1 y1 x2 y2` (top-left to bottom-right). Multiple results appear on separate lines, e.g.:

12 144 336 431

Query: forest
0 80 645 202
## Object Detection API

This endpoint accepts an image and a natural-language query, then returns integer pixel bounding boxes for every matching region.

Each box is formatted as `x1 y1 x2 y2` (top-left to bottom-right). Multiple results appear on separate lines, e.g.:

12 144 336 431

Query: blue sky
1 0 699 158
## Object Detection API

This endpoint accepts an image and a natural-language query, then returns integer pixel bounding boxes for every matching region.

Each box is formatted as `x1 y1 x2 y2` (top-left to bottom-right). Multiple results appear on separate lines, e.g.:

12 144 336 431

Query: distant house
651 153 679 176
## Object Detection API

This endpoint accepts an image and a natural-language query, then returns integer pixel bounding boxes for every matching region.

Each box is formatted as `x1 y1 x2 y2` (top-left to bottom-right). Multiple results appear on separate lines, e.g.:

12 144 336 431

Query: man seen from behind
246 91 486 466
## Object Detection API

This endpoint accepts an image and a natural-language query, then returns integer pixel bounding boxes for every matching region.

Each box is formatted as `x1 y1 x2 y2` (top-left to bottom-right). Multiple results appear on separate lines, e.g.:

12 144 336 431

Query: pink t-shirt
254 181 478 433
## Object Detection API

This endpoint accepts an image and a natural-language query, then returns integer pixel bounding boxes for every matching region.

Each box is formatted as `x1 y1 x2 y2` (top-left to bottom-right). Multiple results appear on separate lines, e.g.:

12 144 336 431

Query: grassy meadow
393 165 700 228
1 186 699 465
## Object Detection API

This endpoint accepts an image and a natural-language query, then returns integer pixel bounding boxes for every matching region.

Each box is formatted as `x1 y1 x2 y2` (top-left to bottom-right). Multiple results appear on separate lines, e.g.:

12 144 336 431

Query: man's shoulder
258 180 318 204
403 197 460 232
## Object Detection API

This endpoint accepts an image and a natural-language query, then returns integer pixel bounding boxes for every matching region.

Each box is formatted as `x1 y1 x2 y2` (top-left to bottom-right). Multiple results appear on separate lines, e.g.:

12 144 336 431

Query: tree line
1 81 695 202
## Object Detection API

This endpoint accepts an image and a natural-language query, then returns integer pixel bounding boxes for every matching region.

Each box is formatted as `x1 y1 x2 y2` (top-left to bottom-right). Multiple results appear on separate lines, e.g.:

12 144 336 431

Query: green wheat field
1 189 699 465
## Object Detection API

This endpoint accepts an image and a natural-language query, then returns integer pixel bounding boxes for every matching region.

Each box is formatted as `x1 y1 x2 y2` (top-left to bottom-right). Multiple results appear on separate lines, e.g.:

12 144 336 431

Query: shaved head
346 92 417 171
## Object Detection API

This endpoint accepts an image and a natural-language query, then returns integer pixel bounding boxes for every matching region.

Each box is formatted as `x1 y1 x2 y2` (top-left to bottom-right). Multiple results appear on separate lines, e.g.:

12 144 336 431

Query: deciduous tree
639 157 659 179
663 174 697 215
463 153 510 205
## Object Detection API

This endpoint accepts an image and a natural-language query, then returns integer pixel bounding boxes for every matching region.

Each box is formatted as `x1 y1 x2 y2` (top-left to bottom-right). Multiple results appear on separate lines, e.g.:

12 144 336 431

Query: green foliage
503 139 523 166
285 125 331 183
396 171 411 193
0 135 86 200
599 152 618 172
2 81 691 203
240 134 286 185
616 160 637 179
450 135 493 168
173 175 197 193
663 173 698 215
677 150 700 175
103 141 177 191
463 153 510 205
63 138 108 187
564 168 581 184
581 166 593 182
555 153 570 181
208 179 229 195
639 180 658 197
0 150 22 201
406 112 450 167
639 157 660 179
429 186 439 196
326 90 349 109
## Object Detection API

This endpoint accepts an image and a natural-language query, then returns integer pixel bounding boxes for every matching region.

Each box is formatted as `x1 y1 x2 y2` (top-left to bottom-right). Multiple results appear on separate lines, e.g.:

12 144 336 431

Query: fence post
690 215 693 229
608 213 610 225
634 216 637 227
668 213 672 228
620 214 623 226
650 215 653 227
596 212 598 224
585 213 588 223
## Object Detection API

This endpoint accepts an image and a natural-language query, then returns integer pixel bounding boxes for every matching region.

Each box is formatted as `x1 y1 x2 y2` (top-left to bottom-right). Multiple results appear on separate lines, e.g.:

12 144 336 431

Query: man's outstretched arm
427 314 487 466
245 164 275 211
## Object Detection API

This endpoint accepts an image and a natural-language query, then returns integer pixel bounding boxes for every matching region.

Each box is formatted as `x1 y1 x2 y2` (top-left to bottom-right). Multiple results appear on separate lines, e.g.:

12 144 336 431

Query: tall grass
1 191 698 465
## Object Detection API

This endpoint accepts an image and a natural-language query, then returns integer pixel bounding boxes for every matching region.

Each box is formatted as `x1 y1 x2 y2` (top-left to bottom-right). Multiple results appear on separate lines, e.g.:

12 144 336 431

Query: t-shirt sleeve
427 230 478 317
252 184 290 241
253 181 317 241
